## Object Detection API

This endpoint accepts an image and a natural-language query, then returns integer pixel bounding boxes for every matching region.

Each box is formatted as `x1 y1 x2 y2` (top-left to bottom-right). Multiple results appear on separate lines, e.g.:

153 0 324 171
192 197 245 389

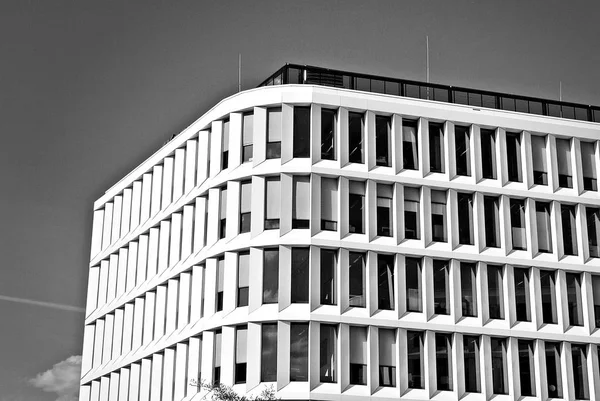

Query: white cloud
30 355 81 401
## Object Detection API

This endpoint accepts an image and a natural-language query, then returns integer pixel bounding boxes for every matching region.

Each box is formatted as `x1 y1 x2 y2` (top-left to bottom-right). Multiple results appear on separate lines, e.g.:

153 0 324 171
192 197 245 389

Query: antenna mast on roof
426 35 430 83
559 81 563 102
238 54 242 93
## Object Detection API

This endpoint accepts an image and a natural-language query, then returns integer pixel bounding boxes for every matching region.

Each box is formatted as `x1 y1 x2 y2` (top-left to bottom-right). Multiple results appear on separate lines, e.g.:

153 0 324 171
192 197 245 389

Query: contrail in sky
0 294 85 313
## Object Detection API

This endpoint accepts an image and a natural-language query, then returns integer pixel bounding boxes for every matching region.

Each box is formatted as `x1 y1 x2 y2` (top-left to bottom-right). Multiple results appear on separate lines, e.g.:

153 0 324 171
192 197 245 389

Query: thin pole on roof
559 81 562 102
238 53 242 92
426 35 430 83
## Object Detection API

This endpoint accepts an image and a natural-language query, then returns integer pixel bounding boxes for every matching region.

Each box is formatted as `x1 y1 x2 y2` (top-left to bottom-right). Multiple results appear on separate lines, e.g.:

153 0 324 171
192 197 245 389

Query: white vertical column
121 303 134 355
204 259 217 317
444 120 453 180
78 384 90 401
339 107 348 166
246 323 261 390
99 376 110 401
128 363 141 401
137 234 149 285
250 176 265 238
116 248 128 298
193 197 207 252
157 220 171 274
81 325 95 375
281 103 294 164
131 298 144 349
365 110 376 170
154 285 167 339
366 179 377 241
562 342 574 401
90 380 100 401
151 165 163 217
368 325 378 394
174 342 188 400
424 330 435 397
277 321 290 390
90 209 104 258
206 188 220 246
106 254 118 302
392 114 402 174
118 368 129 401
102 202 113 251
221 325 236 386
162 348 175 401
139 358 152 401
279 246 291 312
497 128 508 185
366 251 377 315
185 139 198 194
226 180 240 239
181 204 194 259
162 156 174 208
173 147 185 201
108 372 120 401
85 266 99 315
111 308 123 360
140 173 152 223
188 336 201 395
111 195 123 244
210 120 223 177
169 212 182 266
310 104 321 164
102 313 114 364
190 265 203 323
97 260 109 308
229 112 243 169
142 292 155 346
471 124 482 182
522 131 533 188
165 279 178 335
126 242 138 294
253 107 267 167
223 252 237 314
196 130 209 186
92 319 104 368
131 180 142 229
200 331 215 384
150 353 163 401
178 272 191 329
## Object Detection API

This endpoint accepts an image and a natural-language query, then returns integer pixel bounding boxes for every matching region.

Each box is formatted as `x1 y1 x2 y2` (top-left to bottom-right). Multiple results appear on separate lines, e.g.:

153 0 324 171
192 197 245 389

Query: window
487 265 504 319
540 270 557 324
593 275 600 328
349 326 368 385
379 329 396 387
320 324 337 383
433 259 450 315
458 193 474 245
455 126 471 176
262 249 279 304
216 257 224 311
237 252 249 307
320 249 336 305
407 331 424 389
261 324 277 382
219 188 227 239
242 112 253 163
435 333 452 391
321 178 338 231
545 342 562 398
556 138 573 188
536 201 552 253
431 190 447 242
377 254 394 310
484 196 500 248
404 187 420 240
514 268 531 322
348 112 364 163
290 323 309 381
463 336 480 393
491 338 508 394
292 176 310 229
406 257 422 312
562 204 578 256
587 207 600 257
349 181 365 234
567 272 583 326
293 106 310 158
402 119 418 170
222 119 229 170
481 128 497 179
264 177 280 229
461 263 477 317
235 326 247 384
291 248 309 303
429 122 444 173
506 132 522 182
214 330 222 384
531 135 547 185
375 115 391 166
376 184 393 237
581 141 597 191
239 181 251 233
510 198 527 250
518 340 535 397
572 344 590 400
266 108 281 159
349 252 366 308
321 109 336 160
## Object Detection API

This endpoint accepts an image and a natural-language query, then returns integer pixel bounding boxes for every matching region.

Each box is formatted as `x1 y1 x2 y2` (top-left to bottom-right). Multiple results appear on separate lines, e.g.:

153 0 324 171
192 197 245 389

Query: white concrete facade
80 80 600 401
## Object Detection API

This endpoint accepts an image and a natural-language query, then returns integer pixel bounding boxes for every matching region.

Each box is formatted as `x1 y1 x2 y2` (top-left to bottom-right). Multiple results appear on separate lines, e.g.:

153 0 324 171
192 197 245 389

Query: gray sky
0 0 599 399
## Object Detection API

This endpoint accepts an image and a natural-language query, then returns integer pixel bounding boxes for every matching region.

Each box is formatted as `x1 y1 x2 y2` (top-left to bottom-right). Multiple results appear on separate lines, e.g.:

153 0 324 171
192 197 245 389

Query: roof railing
258 64 600 123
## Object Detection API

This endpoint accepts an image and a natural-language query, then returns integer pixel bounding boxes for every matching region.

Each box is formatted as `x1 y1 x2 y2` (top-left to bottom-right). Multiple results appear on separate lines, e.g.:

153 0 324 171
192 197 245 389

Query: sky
0 0 599 400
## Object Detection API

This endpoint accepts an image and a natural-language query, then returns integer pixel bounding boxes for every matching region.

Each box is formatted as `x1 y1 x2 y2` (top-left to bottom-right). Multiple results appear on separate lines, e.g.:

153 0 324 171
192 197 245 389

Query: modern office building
79 64 600 401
